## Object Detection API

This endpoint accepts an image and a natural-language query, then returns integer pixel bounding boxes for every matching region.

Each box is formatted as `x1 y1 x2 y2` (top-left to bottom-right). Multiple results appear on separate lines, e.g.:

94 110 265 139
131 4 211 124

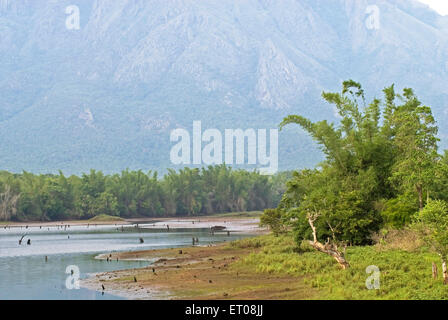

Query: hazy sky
418 0 448 15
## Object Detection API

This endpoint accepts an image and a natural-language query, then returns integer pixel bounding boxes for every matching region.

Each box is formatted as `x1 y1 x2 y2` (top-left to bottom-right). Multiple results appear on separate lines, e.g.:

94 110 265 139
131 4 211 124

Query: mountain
0 0 447 174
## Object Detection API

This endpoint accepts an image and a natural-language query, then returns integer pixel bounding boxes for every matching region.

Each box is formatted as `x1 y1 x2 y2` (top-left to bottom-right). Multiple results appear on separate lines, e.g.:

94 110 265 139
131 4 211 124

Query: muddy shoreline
81 216 268 300
1 214 262 231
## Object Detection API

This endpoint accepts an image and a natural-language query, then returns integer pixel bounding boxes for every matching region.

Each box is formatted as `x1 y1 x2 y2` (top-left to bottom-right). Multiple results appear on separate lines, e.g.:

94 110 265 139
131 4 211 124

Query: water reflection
0 224 249 300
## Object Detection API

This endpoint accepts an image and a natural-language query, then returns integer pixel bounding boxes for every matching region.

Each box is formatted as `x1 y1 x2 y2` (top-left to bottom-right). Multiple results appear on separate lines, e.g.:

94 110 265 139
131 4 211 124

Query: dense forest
262 81 448 274
0 165 290 222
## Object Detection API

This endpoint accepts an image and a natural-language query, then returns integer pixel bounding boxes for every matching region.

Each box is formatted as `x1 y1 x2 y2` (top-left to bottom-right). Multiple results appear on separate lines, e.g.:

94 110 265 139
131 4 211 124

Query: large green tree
278 80 441 268
387 87 439 210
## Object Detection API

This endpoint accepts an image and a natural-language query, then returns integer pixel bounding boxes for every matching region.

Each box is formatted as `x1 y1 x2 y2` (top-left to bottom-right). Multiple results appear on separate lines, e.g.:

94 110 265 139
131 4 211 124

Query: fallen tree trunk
307 214 350 269
308 240 350 269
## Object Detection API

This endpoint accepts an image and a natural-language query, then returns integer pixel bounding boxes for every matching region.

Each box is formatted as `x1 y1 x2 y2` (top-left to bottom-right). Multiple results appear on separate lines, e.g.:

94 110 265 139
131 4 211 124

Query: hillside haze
0 0 447 174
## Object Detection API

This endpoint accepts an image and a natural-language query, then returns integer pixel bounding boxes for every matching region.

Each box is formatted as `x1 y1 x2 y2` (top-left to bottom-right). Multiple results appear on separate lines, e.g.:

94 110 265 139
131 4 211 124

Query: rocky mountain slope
0 0 447 174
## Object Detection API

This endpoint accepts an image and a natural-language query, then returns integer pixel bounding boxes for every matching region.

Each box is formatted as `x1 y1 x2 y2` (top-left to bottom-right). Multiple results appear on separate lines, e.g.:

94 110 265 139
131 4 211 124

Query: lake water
0 223 250 300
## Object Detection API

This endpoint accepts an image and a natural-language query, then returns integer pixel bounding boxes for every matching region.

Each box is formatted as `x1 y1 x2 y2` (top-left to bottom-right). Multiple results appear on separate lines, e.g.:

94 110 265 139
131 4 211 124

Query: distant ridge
0 0 447 174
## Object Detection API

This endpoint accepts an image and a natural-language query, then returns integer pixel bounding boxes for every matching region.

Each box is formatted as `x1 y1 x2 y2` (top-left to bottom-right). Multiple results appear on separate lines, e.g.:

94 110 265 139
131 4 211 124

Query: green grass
209 211 263 218
229 234 448 300
88 214 125 222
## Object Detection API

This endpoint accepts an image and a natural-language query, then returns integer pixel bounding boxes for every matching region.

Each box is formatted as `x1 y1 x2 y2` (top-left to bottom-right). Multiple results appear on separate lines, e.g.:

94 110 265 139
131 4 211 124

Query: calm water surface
0 223 250 300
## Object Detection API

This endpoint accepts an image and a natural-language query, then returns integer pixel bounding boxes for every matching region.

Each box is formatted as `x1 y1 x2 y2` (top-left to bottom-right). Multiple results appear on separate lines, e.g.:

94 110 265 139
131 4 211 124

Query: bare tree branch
307 212 350 269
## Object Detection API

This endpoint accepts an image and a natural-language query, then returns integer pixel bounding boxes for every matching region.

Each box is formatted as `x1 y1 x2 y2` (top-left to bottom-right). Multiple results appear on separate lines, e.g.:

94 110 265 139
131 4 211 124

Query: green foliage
0 165 285 222
432 151 448 202
279 80 443 246
260 209 286 236
414 200 448 259
232 234 448 299
387 88 439 210
379 194 419 229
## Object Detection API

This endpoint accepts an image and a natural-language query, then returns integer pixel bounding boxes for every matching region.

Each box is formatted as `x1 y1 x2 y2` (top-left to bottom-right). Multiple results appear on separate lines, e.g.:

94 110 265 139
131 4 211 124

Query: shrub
379 195 419 229
260 208 286 236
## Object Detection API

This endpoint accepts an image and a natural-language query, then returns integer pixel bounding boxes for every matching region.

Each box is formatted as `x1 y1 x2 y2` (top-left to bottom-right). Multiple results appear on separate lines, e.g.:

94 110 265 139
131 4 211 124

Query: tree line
0 165 289 222
261 80 448 273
